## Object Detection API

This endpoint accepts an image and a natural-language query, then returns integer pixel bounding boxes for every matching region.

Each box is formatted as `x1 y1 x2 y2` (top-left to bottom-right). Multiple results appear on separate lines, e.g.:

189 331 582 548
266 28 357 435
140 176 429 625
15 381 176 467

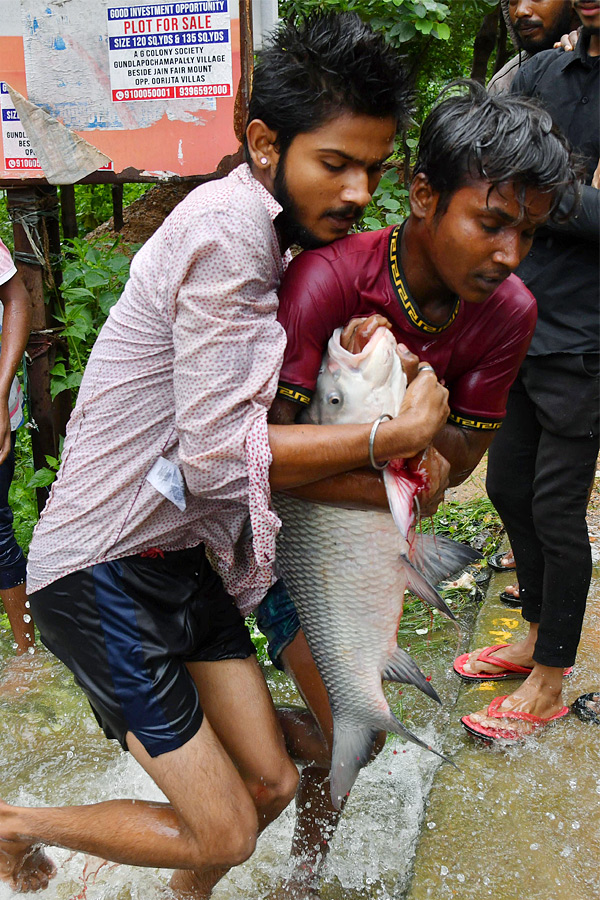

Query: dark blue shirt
511 35 599 356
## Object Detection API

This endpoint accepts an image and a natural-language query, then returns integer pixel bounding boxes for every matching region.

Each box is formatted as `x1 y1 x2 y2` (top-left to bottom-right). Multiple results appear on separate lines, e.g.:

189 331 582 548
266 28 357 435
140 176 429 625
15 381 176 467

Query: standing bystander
0 239 34 664
488 0 579 95
458 0 600 742
487 0 581 606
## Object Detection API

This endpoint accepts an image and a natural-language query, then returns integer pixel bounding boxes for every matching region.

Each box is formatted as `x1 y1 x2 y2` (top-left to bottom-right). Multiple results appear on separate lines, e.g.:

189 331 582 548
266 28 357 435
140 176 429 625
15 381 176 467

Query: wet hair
244 13 410 158
414 80 579 221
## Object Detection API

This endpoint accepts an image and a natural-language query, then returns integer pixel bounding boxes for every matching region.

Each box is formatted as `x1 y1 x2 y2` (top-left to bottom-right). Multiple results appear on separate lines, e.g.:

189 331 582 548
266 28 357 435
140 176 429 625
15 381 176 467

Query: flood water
0 557 598 899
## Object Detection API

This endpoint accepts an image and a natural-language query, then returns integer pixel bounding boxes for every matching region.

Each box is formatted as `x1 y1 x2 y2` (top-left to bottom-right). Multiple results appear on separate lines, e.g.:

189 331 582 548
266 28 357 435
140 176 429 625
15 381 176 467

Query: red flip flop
453 644 574 682
461 695 570 743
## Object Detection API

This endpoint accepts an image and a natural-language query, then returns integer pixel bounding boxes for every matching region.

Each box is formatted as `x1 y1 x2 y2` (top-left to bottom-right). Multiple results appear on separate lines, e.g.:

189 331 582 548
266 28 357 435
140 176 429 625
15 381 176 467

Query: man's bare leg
0 583 41 699
270 631 384 898
2 583 34 654
0 655 298 897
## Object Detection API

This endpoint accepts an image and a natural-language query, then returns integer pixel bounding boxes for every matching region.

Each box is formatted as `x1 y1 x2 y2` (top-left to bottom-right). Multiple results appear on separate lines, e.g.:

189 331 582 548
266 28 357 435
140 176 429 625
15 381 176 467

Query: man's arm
510 58 599 240
433 423 493 487
268 368 449 493
270 396 487 502
546 182 600 240
0 272 32 462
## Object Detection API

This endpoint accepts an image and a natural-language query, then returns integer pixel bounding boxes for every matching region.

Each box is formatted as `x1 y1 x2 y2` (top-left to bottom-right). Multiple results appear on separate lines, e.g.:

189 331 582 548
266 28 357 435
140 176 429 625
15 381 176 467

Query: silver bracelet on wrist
369 414 393 471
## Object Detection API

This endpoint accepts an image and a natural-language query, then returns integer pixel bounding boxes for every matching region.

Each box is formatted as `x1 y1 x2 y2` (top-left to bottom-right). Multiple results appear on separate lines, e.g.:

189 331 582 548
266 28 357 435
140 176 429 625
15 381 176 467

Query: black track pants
486 354 599 669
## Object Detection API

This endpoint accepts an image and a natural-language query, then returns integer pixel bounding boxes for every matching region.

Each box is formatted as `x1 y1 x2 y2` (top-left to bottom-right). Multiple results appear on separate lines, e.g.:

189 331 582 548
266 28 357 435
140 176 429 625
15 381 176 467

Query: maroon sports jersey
277 224 537 431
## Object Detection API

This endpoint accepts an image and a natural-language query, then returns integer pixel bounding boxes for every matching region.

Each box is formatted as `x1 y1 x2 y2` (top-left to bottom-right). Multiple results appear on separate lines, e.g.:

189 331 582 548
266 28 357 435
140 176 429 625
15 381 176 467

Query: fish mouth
332 323 395 366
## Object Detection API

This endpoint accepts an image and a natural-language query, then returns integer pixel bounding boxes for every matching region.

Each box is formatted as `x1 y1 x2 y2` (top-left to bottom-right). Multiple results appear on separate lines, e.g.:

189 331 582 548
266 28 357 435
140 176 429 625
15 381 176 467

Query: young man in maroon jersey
256 82 576 898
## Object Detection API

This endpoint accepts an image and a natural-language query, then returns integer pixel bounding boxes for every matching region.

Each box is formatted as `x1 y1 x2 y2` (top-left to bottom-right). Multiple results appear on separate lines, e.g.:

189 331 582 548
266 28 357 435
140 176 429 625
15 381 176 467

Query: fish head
300 326 407 425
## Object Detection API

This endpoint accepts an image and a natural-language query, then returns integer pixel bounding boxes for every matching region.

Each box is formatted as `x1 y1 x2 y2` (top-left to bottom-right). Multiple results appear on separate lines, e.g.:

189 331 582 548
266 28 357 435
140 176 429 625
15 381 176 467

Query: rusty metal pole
60 184 78 241
7 186 69 512
111 184 124 232
235 0 254 144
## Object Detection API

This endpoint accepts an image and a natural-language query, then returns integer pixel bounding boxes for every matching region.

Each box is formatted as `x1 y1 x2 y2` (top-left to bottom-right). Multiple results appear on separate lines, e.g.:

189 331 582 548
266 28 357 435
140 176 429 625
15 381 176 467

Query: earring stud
260 157 268 165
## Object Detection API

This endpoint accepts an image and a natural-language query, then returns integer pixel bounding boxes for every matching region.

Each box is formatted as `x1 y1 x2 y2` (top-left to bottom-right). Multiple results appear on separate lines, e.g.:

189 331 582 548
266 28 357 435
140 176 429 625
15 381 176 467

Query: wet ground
406 556 600 900
0 489 598 898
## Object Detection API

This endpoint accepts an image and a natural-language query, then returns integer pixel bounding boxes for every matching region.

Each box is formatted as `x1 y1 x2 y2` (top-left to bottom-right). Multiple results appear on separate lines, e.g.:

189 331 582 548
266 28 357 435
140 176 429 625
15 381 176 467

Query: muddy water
0 563 597 899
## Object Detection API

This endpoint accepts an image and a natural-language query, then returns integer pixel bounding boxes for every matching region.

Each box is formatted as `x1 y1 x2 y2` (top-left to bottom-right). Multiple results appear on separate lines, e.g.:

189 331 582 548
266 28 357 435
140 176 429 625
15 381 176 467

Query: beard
273 157 364 251
515 7 575 52
273 164 329 250
581 23 600 37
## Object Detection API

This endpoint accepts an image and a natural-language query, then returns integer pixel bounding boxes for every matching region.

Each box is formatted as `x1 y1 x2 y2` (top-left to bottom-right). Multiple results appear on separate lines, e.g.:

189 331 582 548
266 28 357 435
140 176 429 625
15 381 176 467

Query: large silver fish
274 325 479 808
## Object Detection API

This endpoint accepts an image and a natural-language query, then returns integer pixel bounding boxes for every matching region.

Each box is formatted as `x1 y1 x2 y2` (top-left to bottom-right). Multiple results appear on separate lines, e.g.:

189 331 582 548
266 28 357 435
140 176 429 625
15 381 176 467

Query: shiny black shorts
30 546 255 757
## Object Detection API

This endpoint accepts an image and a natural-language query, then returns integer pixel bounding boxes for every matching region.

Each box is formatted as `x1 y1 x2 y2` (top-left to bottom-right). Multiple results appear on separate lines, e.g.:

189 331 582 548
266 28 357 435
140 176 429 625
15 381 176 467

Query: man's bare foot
466 668 567 737
265 860 321 900
461 640 535 677
0 653 44 700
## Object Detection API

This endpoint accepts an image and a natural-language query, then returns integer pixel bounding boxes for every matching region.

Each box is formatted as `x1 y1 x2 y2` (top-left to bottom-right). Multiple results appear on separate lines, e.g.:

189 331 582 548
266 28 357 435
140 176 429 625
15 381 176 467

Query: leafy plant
361 161 411 231
51 236 137 400
9 429 39 555
279 0 453 47
69 183 152 235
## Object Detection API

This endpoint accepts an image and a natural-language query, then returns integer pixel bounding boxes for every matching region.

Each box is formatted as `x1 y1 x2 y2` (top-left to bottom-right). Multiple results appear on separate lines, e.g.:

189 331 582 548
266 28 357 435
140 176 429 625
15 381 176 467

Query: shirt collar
232 163 283 222
388 224 461 335
557 32 596 71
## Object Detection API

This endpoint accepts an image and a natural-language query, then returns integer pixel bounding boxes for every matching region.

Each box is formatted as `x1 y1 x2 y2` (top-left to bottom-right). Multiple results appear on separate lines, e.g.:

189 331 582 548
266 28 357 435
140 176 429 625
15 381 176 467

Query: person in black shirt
457 0 599 741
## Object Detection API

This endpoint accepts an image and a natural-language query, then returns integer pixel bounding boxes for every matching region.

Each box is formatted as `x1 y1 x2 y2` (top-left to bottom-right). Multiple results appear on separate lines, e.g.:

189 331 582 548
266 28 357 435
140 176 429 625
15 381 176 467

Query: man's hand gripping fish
274 323 480 808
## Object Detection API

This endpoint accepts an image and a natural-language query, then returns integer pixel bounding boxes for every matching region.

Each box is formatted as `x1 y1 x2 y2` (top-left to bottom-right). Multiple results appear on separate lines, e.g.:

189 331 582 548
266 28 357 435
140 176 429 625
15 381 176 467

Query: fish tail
410 533 482 585
330 724 380 810
382 647 441 704
400 554 457 620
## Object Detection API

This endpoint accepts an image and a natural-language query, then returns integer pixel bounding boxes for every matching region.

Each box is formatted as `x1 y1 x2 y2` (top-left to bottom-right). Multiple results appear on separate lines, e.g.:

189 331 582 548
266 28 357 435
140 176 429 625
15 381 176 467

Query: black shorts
30 546 255 757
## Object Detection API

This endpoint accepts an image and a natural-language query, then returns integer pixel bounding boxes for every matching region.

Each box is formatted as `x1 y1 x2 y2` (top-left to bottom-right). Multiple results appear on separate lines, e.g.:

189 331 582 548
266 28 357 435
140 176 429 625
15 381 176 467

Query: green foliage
420 495 502 557
396 496 503 652
362 159 411 230
68 183 152 235
51 236 138 400
8 429 38 556
279 0 453 46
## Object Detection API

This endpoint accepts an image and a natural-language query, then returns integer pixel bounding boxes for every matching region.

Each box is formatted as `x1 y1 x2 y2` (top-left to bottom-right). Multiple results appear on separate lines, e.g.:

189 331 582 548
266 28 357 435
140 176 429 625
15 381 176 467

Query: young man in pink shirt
0 14 450 898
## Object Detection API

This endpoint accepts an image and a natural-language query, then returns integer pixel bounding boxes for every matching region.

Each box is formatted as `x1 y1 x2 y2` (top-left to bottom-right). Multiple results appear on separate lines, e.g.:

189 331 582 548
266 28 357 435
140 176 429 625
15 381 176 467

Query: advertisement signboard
0 0 276 183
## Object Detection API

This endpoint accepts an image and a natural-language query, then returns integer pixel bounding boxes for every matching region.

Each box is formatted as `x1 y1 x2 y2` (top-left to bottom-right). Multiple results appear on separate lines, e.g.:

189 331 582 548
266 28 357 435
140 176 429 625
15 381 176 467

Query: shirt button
581 97 589 104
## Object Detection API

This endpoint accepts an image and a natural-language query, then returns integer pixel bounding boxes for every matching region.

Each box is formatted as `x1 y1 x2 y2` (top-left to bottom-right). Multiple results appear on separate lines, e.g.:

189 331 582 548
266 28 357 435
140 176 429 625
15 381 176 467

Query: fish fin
330 724 380 810
383 466 417 538
385 713 458 770
410 533 482 584
382 647 441 704
400 554 457 621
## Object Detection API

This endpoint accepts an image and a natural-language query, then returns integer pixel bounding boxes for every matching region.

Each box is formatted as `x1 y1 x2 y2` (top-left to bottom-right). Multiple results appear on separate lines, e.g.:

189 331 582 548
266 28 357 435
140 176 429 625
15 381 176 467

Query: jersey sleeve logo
449 411 503 431
277 382 313 406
